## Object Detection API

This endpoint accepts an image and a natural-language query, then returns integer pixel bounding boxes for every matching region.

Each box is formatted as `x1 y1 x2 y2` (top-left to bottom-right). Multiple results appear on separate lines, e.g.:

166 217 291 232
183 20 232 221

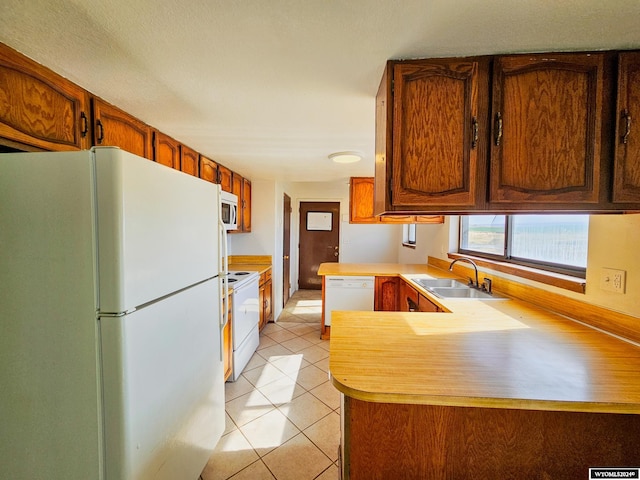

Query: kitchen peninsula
320 262 640 479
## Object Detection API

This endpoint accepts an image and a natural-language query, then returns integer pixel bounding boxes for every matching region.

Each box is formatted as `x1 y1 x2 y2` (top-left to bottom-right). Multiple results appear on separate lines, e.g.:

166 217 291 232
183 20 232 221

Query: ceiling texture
2 0 640 182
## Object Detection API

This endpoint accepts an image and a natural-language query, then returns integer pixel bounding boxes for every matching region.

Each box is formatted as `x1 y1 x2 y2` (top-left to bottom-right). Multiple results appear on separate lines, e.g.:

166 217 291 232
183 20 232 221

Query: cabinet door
350 177 378 223
418 293 439 312
153 131 180 169
613 52 640 204
180 145 199 177
0 43 90 151
263 278 272 323
218 164 232 192
399 280 419 312
388 59 489 210
200 155 219 183
93 98 152 159
374 277 400 311
230 173 243 232
242 178 252 232
489 53 606 206
258 283 266 331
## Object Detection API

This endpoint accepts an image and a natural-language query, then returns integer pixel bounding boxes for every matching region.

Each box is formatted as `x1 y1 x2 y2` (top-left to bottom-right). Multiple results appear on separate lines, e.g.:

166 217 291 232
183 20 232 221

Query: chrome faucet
449 257 479 289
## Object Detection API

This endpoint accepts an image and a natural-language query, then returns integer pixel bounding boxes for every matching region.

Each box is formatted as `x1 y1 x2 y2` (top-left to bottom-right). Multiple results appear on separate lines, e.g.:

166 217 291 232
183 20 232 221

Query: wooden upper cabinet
200 155 219 183
242 178 252 232
376 58 489 213
231 173 243 232
153 131 180 169
351 177 444 224
218 164 232 192
92 98 152 159
0 43 90 151
180 144 199 177
613 52 640 204
489 53 607 206
351 176 378 223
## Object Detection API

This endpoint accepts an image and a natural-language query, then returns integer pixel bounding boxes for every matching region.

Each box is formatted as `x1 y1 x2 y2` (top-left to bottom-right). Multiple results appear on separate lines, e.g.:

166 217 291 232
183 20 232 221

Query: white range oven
226 270 260 381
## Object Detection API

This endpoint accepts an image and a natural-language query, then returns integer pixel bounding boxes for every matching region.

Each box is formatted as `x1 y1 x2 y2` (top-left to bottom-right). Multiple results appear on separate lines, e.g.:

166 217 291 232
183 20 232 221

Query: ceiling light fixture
329 151 362 164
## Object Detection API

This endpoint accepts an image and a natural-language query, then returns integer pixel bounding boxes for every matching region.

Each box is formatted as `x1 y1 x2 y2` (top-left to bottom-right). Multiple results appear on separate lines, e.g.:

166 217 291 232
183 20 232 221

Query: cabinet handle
80 112 89 137
494 112 503 146
96 119 104 144
622 110 632 145
471 117 479 149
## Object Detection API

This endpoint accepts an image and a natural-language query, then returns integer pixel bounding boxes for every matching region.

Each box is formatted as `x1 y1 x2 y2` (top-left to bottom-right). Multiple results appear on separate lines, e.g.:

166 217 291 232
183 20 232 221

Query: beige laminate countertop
228 263 271 274
322 263 640 414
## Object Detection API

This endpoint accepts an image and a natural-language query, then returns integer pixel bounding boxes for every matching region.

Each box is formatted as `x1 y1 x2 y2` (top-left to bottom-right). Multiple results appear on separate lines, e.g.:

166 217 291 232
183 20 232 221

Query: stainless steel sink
411 277 507 300
414 278 468 289
428 287 506 300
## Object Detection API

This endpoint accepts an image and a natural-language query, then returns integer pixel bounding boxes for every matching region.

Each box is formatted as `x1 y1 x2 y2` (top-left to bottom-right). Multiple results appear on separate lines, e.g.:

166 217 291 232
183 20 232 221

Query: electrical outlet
600 268 626 294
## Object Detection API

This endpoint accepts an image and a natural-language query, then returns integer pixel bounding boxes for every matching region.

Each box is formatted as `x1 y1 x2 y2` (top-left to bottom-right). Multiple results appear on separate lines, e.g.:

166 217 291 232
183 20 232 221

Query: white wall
411 214 640 318
286 179 400 295
229 178 401 320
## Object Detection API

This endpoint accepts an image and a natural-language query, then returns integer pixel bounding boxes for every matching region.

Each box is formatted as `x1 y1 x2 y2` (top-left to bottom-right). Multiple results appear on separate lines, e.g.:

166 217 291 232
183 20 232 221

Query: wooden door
283 193 292 306
153 131 180 169
200 155 219 183
180 145 199 177
242 178 252 232
389 59 489 209
613 52 640 204
298 202 340 290
489 53 606 206
92 98 152 159
0 43 91 151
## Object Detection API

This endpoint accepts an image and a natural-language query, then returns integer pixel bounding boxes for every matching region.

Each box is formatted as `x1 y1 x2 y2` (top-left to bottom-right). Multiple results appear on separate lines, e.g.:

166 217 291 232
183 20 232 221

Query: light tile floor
201 290 340 480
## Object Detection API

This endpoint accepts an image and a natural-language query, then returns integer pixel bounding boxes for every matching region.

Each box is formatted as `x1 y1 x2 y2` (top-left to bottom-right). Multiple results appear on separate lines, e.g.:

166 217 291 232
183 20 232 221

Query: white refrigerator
0 147 226 479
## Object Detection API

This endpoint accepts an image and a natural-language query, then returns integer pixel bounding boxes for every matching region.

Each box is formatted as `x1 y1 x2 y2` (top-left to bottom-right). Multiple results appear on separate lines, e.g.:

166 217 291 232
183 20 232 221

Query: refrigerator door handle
218 216 228 363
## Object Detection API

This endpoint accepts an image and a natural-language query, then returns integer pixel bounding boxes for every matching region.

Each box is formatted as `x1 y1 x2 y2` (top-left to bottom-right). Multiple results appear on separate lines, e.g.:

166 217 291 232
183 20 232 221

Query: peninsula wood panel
153 131 180 169
92 98 152 159
489 53 606 206
343 398 640 480
0 42 90 151
613 51 640 203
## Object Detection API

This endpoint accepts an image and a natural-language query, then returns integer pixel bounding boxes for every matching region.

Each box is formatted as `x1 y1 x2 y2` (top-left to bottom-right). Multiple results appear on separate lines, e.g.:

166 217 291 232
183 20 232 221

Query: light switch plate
600 268 626 293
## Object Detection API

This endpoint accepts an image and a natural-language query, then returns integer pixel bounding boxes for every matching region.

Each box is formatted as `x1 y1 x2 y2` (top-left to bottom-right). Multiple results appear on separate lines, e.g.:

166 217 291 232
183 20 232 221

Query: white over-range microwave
220 190 238 230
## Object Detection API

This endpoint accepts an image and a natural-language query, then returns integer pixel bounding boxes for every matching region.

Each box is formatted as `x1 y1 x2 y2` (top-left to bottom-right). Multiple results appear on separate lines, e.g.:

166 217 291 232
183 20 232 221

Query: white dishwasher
324 276 375 326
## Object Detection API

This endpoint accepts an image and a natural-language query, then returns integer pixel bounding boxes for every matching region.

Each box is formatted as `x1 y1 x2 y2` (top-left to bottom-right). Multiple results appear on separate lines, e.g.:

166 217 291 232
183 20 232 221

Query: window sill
402 243 416 249
447 253 586 294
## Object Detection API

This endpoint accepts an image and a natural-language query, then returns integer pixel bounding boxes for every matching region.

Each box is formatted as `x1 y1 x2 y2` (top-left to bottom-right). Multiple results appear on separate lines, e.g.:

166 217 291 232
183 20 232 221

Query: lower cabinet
223 292 233 381
258 268 273 331
376 276 440 312
374 277 400 311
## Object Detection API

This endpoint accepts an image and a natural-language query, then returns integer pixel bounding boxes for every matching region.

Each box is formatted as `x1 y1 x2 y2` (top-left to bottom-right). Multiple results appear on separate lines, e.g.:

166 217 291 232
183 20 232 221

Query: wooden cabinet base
342 396 640 480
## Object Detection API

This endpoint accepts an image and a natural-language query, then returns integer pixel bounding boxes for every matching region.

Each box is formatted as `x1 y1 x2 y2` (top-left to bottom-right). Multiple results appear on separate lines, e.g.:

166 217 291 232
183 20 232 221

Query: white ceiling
2 0 639 182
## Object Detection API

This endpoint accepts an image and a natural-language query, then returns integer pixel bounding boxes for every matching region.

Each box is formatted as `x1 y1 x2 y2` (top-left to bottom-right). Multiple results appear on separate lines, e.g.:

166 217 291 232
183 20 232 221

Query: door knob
334 252 339 257
283 255 289 260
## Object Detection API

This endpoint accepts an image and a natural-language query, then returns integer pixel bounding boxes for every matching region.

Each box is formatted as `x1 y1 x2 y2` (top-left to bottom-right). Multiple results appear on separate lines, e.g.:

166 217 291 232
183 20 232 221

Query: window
459 215 589 276
402 224 417 247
